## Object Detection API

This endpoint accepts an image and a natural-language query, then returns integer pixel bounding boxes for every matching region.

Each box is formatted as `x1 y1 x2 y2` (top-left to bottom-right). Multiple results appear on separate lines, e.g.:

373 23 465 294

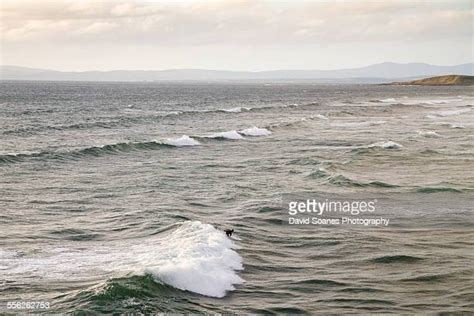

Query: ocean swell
309 168 399 188
0 136 201 165
0 126 277 165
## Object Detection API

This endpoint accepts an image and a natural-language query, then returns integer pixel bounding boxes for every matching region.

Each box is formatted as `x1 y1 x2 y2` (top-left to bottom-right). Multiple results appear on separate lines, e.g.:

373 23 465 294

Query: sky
0 0 473 71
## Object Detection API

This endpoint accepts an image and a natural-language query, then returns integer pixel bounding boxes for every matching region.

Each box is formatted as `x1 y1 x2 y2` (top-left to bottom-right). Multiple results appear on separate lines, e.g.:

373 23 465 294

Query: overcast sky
1 0 472 71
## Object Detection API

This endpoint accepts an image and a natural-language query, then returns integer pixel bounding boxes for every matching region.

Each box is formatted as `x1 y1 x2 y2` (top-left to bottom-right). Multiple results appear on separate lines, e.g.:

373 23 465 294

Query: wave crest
417 130 443 138
0 137 201 165
221 107 250 113
369 255 423 264
239 126 272 136
368 141 402 149
163 135 201 147
205 130 245 140
309 168 399 188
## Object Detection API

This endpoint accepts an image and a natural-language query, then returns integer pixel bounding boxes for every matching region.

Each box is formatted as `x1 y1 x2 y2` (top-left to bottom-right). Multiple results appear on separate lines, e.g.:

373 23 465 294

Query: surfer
224 229 234 237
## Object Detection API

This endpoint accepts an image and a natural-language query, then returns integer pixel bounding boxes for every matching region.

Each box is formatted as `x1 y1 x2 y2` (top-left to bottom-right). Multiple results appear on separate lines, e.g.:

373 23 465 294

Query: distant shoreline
386 75 474 86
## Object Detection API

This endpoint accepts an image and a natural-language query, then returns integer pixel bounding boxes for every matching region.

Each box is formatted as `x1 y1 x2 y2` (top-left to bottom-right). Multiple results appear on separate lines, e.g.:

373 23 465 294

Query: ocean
0 81 473 314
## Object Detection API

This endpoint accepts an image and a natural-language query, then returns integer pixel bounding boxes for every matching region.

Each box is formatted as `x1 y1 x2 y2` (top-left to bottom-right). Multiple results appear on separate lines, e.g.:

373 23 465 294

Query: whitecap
206 130 245 140
368 140 402 149
314 114 329 120
222 107 250 113
370 120 387 126
0 250 20 259
380 98 396 103
396 98 463 106
417 130 443 138
431 108 471 117
164 135 201 147
164 111 183 117
238 126 272 136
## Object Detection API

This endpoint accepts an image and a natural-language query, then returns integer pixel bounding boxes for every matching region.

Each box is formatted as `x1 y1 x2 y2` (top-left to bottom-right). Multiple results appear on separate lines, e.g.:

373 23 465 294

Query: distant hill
389 75 474 86
1 62 473 82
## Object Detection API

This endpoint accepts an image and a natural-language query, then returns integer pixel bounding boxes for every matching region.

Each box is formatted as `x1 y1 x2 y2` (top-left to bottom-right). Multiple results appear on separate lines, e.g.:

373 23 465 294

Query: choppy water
1 81 473 314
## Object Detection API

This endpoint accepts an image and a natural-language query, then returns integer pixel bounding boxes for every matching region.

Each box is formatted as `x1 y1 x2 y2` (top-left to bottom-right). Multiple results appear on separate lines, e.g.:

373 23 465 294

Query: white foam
164 111 183 117
424 100 451 105
395 98 463 106
0 250 19 259
368 141 402 149
431 108 471 117
239 126 272 136
314 114 329 120
163 135 201 147
380 98 396 103
222 107 250 113
417 130 443 138
370 120 387 126
207 130 245 140
1 221 243 298
146 221 243 297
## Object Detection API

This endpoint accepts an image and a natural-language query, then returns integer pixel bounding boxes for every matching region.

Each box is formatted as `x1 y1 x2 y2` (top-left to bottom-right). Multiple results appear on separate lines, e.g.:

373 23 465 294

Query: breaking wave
0 127 277 165
221 107 251 113
184 102 303 116
239 126 272 136
314 114 329 120
429 108 471 117
417 130 443 138
350 141 402 154
163 135 201 147
0 136 201 165
204 130 245 140
2 102 314 136
368 141 403 149
379 98 396 103
2 221 243 298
